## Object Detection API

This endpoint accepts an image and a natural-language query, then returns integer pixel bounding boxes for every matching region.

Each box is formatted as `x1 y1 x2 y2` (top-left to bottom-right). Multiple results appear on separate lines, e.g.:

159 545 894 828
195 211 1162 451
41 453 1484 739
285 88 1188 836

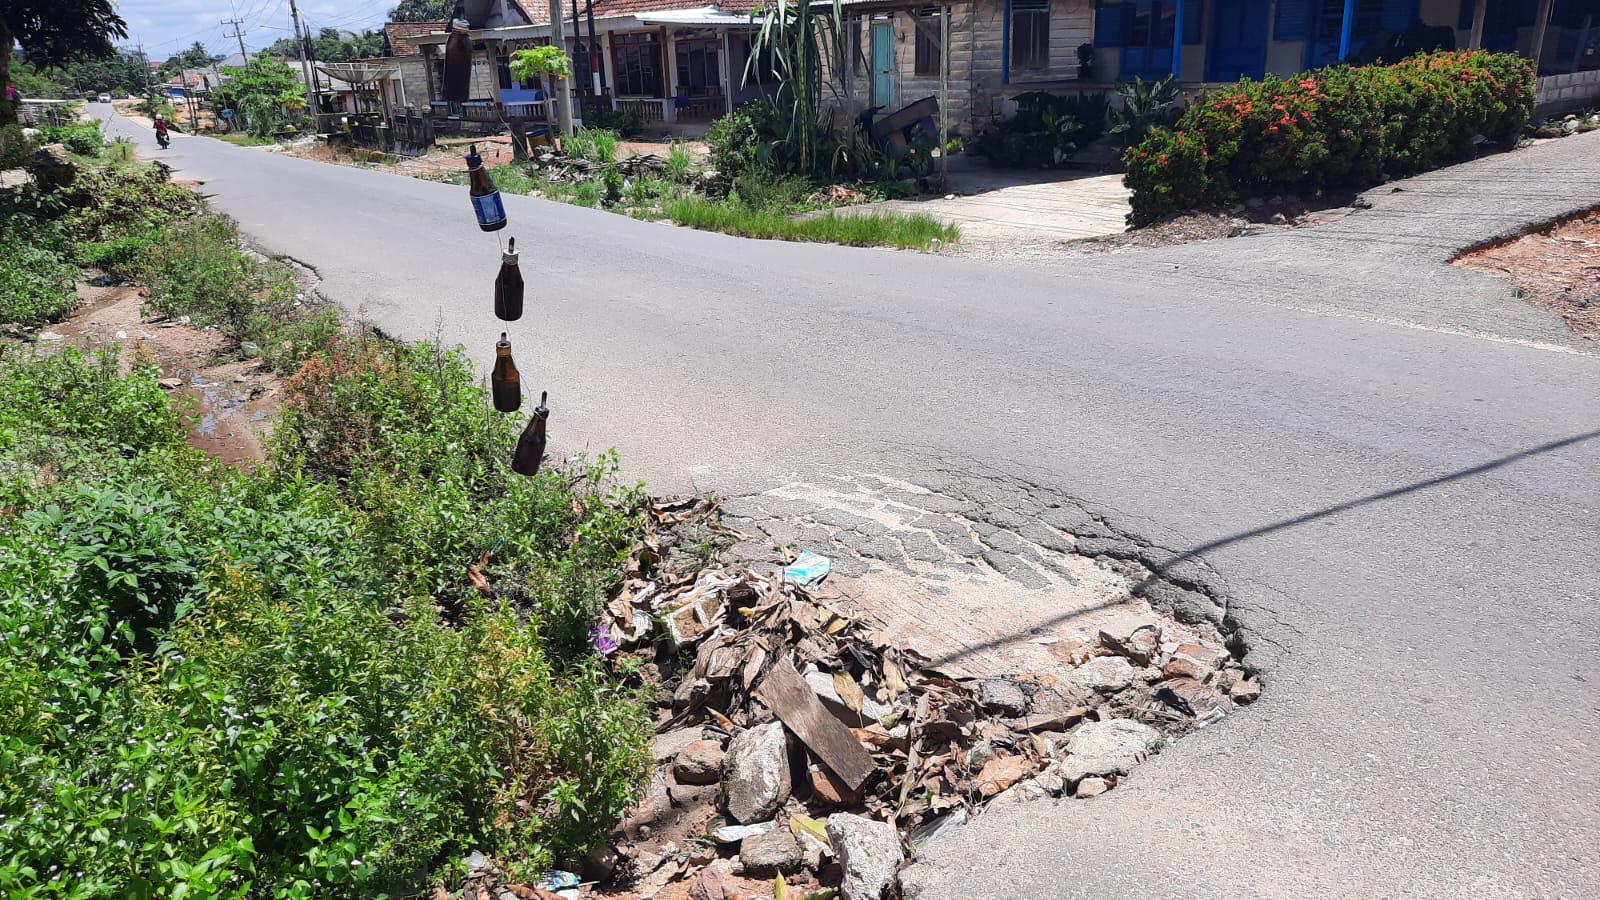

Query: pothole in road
586 472 1259 899
1453 205 1600 341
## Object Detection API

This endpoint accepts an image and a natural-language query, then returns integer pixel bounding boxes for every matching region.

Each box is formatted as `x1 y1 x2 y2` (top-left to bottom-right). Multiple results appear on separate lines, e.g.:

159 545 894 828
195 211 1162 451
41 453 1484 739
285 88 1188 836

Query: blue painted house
826 0 1597 136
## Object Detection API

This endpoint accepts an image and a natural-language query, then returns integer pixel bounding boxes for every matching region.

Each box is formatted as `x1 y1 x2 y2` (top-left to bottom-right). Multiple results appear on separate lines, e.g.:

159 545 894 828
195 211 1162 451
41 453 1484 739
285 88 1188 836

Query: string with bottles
466 140 548 477
444 1 547 476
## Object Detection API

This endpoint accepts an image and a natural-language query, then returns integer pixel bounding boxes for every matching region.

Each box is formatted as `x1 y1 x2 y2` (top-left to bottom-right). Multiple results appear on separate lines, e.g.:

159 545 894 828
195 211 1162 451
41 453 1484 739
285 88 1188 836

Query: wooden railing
615 98 667 123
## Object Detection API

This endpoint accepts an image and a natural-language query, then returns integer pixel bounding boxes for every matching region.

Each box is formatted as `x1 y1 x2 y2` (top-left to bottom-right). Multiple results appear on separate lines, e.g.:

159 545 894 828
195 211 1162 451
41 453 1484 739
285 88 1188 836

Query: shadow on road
924 427 1600 670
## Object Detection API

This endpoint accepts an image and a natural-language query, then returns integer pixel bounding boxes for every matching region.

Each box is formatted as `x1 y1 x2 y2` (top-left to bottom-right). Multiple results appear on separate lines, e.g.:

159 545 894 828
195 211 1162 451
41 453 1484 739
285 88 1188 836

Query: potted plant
1077 42 1095 80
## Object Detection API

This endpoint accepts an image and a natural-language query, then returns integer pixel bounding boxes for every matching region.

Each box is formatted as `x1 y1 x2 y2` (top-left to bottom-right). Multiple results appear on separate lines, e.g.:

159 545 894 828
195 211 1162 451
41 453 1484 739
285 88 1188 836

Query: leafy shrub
0 343 652 898
565 127 619 165
40 121 105 157
140 215 261 329
78 227 165 277
0 231 78 326
0 123 38 169
666 140 694 182
731 169 812 210
706 101 775 179
973 92 1084 168
1107 75 1182 151
58 162 199 244
1125 51 1536 226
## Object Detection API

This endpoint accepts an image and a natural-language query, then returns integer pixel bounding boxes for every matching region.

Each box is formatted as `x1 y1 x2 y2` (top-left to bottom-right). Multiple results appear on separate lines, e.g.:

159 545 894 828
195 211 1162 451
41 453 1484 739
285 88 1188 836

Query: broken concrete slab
827 813 902 900
1053 718 1162 783
739 824 803 875
1071 655 1137 692
721 722 792 824
673 739 726 786
1097 611 1162 664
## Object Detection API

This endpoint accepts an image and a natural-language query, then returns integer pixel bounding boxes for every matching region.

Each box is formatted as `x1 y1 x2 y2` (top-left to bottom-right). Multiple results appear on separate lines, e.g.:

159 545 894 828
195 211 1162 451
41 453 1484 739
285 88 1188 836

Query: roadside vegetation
1 140 653 897
1123 51 1536 226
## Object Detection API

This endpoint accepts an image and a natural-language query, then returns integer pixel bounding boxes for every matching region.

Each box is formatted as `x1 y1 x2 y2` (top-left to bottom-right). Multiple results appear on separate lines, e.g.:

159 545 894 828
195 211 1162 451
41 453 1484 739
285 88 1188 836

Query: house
830 0 1600 135
404 0 773 130
384 20 446 108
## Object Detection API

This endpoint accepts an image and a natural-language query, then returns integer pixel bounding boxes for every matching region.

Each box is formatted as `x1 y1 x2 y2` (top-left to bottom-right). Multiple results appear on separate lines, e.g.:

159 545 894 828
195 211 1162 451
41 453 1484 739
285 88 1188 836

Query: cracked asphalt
93 106 1600 897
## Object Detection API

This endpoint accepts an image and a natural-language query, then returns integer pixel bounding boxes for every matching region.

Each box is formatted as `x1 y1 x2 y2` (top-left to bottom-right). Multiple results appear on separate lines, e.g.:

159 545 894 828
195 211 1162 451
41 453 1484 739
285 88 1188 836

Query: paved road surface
93 107 1600 898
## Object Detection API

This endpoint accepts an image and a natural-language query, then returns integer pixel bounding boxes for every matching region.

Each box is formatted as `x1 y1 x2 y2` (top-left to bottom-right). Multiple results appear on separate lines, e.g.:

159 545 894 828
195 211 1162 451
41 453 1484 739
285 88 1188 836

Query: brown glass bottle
512 391 549 477
494 237 524 321
466 144 507 231
490 332 521 413
441 8 473 103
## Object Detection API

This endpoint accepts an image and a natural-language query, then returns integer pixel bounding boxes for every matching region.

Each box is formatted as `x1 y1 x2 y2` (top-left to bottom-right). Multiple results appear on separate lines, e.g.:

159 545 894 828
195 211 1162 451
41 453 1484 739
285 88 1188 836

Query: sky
115 0 397 60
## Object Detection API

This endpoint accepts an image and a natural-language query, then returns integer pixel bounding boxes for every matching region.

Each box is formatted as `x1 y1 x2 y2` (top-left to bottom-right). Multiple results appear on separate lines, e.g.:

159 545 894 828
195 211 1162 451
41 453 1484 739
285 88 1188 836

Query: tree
66 49 149 96
388 0 455 23
158 41 219 79
8 61 68 99
1 0 129 124
212 56 303 136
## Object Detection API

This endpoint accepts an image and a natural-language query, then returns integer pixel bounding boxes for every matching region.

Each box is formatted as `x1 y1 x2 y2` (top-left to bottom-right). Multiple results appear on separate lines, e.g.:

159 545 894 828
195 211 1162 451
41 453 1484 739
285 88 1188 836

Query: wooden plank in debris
756 657 876 791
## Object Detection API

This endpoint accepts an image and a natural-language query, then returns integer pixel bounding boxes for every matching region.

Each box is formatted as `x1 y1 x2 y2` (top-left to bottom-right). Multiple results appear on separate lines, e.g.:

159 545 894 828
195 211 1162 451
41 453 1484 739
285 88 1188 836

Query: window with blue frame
1094 1 1203 79
1277 0 1418 68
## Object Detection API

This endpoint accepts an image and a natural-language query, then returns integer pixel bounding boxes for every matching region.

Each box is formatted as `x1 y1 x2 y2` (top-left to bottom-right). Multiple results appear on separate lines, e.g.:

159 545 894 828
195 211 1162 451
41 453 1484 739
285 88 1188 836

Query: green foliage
731 169 812 210
60 49 149 97
388 0 455 22
39 120 104 156
664 194 958 249
0 230 78 326
1 0 128 125
1 123 39 170
745 0 851 174
1125 51 1537 226
974 92 1085 168
7 60 69 100
106 135 135 163
601 164 624 206
665 141 694 182
706 101 777 180
1107 75 1182 151
564 127 619 164
510 45 573 82
214 56 305 137
0 319 651 899
56 162 200 244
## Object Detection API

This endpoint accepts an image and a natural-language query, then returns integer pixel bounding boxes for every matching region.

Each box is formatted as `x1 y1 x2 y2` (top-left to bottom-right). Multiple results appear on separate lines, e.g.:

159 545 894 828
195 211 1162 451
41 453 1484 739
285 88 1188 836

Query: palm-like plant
746 0 851 174
1108 75 1183 150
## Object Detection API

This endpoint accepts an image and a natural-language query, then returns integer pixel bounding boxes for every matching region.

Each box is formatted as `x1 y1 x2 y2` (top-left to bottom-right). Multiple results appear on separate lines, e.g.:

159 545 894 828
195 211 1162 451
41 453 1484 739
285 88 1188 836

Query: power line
221 18 252 63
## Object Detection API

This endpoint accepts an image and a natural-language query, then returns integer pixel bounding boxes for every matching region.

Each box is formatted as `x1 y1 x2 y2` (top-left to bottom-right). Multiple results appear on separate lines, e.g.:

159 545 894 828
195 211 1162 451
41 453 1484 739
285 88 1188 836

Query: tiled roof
587 0 760 16
384 21 446 56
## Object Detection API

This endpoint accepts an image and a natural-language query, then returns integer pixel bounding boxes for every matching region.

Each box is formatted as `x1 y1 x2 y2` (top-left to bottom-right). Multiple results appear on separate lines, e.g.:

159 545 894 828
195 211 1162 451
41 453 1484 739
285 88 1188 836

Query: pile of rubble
573 497 1257 900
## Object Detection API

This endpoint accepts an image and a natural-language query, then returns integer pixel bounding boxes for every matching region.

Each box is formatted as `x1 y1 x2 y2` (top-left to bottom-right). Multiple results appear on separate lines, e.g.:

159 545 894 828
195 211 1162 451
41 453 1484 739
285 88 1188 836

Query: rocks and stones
673 739 725 785
1230 678 1262 704
691 858 738 900
1075 776 1109 798
1162 675 1228 714
976 678 1030 717
826 813 903 900
739 823 803 875
721 722 792 823
581 844 618 882
1072 655 1136 692
1054 718 1162 783
30 144 76 189
1097 612 1162 664
652 727 706 763
1162 642 1227 680
712 820 774 844
984 778 1050 813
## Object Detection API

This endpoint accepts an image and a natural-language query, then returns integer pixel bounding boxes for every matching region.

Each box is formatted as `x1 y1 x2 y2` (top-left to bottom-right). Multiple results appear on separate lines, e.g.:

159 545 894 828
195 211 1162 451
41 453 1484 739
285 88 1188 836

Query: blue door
871 22 895 107
1207 0 1270 81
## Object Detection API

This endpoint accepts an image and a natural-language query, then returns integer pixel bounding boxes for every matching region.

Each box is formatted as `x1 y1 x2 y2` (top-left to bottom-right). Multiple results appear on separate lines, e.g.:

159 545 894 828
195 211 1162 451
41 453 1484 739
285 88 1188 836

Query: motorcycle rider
154 114 170 147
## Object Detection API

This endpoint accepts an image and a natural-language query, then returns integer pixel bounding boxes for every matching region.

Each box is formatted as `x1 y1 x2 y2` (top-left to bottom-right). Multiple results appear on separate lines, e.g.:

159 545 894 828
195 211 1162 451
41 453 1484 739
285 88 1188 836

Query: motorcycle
156 131 170 150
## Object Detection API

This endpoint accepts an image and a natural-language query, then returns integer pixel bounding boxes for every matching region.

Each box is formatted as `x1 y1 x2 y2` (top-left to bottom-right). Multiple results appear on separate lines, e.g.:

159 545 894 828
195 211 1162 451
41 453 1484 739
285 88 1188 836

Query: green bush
0 341 652 898
706 101 775 180
40 121 105 157
1124 51 1536 226
0 231 78 326
0 123 38 169
974 91 1087 168
731 169 812 210
59 163 200 244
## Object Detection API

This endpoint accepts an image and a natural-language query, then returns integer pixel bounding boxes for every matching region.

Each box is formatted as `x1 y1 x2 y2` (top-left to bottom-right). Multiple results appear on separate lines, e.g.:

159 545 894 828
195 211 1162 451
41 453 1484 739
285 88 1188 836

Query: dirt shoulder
41 278 281 467
1453 207 1600 341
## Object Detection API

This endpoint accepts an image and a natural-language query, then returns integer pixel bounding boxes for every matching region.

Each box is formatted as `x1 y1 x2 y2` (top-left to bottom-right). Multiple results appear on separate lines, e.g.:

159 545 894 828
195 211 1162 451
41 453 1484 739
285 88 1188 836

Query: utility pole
288 0 317 127
547 0 574 137
221 18 250 65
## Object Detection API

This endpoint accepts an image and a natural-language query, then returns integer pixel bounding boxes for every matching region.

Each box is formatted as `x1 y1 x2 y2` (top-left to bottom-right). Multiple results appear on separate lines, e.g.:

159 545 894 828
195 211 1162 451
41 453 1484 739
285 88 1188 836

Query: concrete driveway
858 156 1132 252
89 104 1600 898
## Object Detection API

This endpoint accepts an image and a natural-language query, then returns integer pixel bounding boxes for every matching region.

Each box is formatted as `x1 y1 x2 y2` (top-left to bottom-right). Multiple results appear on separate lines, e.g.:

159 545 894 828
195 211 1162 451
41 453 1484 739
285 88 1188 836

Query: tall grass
564 127 619 164
663 195 959 250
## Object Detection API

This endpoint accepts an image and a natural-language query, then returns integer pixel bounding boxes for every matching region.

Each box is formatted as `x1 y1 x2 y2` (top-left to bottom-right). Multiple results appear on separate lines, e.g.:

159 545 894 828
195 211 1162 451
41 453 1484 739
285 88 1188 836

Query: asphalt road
94 106 1600 898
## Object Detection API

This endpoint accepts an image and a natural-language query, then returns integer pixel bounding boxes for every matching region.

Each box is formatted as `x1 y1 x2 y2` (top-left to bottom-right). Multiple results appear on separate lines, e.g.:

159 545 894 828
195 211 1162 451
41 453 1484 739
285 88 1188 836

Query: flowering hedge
1124 51 1536 226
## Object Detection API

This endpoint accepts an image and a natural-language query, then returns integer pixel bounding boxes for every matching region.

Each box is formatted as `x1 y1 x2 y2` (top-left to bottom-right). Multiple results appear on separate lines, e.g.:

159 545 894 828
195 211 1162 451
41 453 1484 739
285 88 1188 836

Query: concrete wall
1536 69 1600 114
